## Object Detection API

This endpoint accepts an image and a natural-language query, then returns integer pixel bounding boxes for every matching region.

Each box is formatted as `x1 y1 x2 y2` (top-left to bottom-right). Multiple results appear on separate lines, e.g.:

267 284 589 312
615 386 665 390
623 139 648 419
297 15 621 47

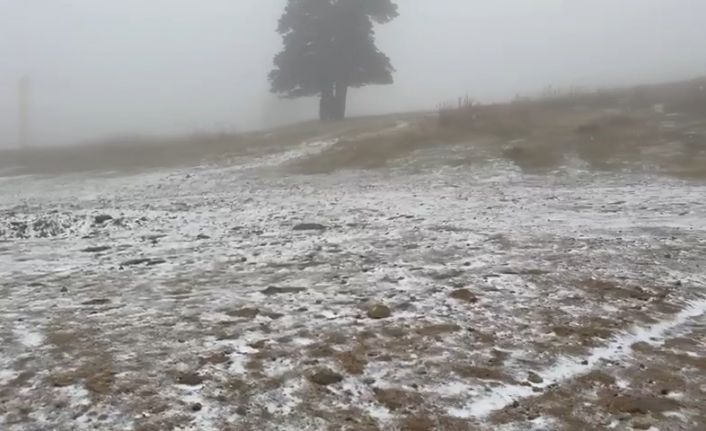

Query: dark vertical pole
19 75 30 148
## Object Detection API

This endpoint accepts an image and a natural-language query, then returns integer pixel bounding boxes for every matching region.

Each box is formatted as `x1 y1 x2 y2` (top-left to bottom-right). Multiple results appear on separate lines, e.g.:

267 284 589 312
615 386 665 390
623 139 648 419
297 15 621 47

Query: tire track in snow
223 139 339 172
449 298 706 420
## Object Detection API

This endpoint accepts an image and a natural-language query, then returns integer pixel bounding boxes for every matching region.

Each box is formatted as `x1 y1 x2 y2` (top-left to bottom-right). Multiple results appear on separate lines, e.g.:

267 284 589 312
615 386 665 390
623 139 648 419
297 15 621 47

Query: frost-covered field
1 141 705 431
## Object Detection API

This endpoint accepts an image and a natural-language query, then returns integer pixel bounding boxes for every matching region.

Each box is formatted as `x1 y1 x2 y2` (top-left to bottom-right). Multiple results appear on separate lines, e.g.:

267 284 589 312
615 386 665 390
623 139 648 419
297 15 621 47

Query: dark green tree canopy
269 0 398 121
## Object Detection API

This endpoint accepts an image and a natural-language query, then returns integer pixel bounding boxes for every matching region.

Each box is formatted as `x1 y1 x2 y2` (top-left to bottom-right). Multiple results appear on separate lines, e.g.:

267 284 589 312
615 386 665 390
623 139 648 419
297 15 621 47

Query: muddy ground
1 110 706 431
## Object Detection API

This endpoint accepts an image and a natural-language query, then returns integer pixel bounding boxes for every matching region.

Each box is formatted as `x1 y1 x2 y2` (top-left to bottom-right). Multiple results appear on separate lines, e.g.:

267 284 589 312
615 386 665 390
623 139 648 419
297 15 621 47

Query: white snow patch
0 368 17 385
255 378 304 416
450 298 706 419
176 391 219 431
434 381 476 397
13 323 44 348
226 139 338 171
663 410 689 421
224 340 259 374
290 337 316 347
366 403 395 423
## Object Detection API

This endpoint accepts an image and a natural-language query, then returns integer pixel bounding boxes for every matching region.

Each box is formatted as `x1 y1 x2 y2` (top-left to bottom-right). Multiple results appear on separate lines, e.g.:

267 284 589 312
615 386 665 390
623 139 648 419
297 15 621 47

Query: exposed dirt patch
336 350 367 375
227 307 260 319
261 286 307 295
373 387 423 411
416 323 462 337
575 370 617 387
174 371 204 386
605 395 682 415
308 368 344 386
201 351 230 366
449 289 478 303
453 366 516 384
85 369 115 396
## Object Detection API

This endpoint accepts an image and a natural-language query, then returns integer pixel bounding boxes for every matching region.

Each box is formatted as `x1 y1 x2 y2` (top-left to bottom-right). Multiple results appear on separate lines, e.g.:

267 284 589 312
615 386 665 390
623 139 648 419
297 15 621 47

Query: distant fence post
19 75 30 148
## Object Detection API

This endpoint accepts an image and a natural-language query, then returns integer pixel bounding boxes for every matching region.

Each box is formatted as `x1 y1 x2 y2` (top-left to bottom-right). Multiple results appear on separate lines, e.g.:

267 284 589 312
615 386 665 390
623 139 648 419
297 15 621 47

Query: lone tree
270 0 398 121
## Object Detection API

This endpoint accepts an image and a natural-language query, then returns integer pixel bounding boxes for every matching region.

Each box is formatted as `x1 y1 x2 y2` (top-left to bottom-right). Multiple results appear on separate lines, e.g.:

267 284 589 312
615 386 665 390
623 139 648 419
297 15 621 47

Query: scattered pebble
367 304 391 319
309 368 343 386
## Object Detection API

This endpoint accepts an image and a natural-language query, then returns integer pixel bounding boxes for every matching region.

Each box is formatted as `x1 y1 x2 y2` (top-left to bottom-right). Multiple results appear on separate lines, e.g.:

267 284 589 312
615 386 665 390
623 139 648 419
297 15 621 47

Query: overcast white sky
1 0 706 147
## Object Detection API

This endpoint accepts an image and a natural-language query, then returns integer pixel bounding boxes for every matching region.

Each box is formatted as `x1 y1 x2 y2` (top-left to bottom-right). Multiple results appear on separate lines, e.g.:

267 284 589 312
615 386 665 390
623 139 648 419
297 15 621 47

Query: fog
1 0 706 147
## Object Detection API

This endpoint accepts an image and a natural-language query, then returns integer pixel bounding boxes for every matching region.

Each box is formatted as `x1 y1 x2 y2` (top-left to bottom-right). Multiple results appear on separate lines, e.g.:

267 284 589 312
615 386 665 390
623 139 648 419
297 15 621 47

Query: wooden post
19 75 30 148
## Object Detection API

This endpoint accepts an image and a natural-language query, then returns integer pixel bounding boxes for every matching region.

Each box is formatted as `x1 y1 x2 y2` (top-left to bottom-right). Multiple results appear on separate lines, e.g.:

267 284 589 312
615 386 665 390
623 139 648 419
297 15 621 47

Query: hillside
2 77 706 179
0 78 705 431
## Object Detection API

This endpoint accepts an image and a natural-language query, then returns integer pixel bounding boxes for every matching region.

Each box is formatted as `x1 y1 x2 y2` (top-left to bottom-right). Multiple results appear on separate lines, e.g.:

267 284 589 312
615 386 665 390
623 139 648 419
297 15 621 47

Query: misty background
1 0 706 148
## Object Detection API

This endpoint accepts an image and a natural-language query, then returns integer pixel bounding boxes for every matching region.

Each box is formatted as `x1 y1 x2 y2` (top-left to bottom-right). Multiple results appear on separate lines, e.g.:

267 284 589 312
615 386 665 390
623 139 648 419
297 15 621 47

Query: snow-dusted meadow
1 137 705 430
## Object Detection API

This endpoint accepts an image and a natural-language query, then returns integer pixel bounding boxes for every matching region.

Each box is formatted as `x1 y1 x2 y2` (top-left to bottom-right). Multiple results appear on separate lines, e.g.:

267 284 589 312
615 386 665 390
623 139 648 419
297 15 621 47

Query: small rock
121 258 165 267
176 372 203 386
633 419 653 430
81 246 111 253
449 289 479 303
121 258 151 266
190 403 202 412
82 298 110 306
367 304 391 319
228 307 260 319
94 214 113 225
417 323 461 336
309 368 343 386
60 287 68 294
527 372 544 384
143 234 167 244
261 286 306 295
249 339 268 349
201 352 229 365
196 234 211 240
293 223 327 231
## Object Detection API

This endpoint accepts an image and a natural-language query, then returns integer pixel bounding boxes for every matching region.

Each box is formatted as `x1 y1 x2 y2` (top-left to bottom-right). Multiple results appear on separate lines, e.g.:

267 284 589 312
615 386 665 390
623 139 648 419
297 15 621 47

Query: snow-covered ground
1 141 705 431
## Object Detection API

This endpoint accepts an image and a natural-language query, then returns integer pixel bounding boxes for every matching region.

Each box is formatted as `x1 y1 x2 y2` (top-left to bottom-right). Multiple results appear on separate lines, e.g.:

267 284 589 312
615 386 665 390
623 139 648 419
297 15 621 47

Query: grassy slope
2 77 705 178
292 77 706 178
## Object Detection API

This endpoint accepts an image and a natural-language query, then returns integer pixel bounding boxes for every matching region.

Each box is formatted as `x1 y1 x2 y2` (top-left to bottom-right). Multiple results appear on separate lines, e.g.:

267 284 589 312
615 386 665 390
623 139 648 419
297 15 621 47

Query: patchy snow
1 140 705 430
450 299 706 419
223 139 338 172
254 378 305 417
13 323 44 349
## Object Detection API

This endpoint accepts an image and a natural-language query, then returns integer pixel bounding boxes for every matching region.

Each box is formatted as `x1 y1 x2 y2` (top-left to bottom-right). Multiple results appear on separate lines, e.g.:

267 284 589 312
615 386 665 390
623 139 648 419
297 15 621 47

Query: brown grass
0 112 424 176
432 77 706 176
3 78 705 179
287 77 706 177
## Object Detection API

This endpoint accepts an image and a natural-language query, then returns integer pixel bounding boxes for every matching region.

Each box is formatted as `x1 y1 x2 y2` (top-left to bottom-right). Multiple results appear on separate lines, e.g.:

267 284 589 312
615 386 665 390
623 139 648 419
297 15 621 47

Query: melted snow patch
451 298 706 419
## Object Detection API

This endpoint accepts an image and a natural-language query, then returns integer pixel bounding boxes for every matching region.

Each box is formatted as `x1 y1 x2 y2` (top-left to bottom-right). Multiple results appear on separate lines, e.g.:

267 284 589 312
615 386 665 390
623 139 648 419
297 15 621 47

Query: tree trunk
333 83 348 120
319 85 335 121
